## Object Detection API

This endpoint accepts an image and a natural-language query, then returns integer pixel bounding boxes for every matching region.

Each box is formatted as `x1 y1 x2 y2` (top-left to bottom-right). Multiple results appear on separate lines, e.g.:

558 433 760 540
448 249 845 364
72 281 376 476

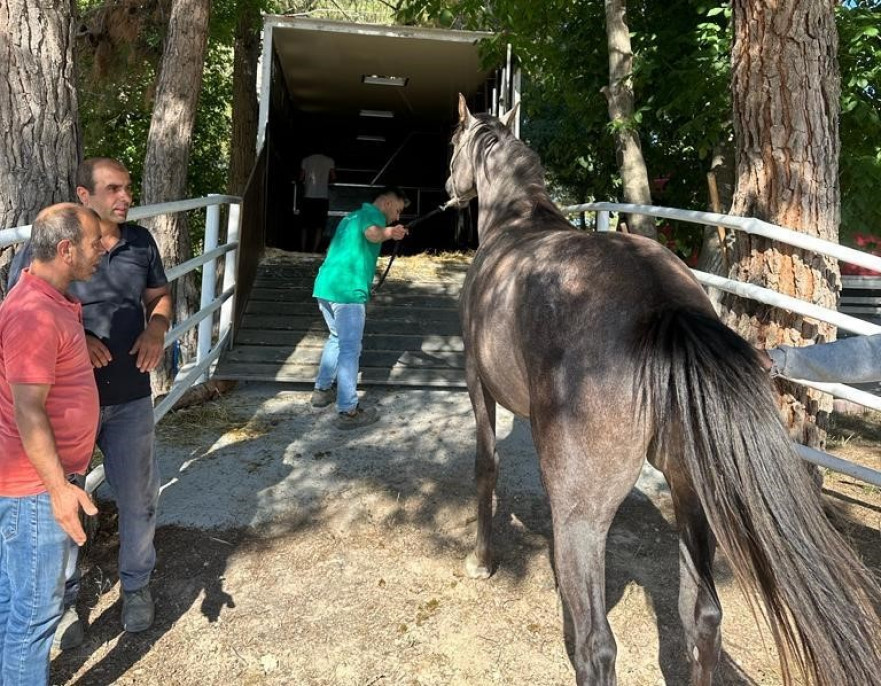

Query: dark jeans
65 396 159 604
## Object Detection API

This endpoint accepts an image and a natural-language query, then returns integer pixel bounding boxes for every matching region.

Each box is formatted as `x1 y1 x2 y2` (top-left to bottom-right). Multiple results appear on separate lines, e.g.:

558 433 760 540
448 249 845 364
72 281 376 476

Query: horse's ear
499 101 520 130
458 93 474 126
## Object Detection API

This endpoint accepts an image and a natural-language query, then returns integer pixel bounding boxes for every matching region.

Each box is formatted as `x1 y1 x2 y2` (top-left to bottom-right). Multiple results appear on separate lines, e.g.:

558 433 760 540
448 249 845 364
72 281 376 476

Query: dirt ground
48 382 880 686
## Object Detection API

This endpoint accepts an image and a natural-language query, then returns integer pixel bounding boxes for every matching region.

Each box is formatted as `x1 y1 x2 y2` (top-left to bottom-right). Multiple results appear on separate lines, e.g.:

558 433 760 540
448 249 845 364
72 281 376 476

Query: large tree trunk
227 0 261 197
141 0 211 393
602 0 655 239
723 0 841 449
0 0 80 293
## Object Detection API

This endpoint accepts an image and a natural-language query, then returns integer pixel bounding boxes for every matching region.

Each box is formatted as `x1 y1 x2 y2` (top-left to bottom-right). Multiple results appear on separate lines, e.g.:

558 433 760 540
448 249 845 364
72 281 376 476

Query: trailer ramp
214 253 467 388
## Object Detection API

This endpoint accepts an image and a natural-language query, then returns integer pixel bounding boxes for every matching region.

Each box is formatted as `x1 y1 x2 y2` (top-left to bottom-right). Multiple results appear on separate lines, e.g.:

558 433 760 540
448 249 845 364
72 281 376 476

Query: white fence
3 196 878 490
562 201 881 489
0 195 242 493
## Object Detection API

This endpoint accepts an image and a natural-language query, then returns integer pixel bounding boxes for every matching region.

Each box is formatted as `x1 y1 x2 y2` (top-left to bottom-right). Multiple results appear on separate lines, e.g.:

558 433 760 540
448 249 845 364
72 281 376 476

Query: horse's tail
637 308 881 686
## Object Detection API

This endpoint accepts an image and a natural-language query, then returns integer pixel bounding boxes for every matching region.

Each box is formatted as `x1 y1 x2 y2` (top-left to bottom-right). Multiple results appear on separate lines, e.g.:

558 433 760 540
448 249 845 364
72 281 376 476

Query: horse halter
446 129 478 208
371 201 457 295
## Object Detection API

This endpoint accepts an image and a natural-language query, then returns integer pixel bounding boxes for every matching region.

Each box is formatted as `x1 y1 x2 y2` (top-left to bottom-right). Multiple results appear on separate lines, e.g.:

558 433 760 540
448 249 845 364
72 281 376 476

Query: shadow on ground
50 386 881 685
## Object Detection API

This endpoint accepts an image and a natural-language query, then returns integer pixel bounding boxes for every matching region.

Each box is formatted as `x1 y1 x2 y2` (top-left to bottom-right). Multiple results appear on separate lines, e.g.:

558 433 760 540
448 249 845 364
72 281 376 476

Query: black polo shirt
9 224 168 406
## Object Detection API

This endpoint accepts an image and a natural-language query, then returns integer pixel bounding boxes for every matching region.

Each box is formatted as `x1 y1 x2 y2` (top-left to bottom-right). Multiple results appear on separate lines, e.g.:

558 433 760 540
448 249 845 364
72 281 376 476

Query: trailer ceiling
267 17 494 121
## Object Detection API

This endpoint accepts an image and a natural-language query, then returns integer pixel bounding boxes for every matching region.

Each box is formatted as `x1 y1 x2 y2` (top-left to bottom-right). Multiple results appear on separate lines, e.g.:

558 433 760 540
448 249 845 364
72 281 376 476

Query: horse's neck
475 134 550 241
475 167 549 241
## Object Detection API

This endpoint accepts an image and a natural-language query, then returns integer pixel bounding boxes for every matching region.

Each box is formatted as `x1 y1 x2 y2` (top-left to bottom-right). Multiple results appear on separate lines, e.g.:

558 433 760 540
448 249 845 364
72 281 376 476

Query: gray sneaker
122 585 154 633
334 405 379 430
53 606 84 650
310 387 335 408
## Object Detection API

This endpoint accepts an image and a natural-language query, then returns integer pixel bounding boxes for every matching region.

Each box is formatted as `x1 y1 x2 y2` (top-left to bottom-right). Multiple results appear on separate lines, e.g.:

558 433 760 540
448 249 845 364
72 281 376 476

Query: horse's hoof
465 553 492 579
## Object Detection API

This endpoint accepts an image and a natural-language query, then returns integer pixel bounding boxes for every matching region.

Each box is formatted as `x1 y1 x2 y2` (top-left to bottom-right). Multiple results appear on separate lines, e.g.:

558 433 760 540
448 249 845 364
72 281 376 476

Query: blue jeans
64 396 159 603
315 299 365 413
0 492 70 686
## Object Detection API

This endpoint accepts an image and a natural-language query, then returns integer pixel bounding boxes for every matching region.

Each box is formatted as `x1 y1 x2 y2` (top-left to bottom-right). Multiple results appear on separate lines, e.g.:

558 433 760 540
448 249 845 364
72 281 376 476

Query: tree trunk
0 0 80 293
141 0 211 393
227 0 261 197
723 0 841 449
602 0 655 239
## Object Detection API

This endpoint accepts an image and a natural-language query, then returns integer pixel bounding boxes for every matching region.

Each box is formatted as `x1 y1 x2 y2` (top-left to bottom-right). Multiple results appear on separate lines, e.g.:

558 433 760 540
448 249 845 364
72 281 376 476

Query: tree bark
141 0 211 393
0 0 81 293
227 0 261 197
602 0 655 239
723 0 841 449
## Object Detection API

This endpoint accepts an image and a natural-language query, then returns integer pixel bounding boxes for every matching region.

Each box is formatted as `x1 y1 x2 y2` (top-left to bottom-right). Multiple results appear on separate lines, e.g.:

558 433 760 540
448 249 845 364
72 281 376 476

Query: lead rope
371 201 457 295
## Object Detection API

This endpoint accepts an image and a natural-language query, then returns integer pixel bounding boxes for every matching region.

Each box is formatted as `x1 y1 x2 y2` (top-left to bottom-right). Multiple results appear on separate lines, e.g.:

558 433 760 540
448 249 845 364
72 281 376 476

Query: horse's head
445 93 520 207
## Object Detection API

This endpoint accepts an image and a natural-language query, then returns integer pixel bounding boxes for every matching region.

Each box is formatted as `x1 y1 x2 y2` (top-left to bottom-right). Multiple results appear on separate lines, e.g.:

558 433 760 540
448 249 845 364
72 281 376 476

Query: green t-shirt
312 203 386 304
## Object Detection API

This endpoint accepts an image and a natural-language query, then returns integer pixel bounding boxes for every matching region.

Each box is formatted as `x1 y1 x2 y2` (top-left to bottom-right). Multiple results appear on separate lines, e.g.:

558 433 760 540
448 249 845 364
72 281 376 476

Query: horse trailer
255 16 521 254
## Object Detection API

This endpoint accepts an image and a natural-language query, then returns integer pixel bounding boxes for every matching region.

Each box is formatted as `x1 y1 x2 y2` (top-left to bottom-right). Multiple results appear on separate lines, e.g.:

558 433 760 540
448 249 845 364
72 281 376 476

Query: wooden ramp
214 254 469 387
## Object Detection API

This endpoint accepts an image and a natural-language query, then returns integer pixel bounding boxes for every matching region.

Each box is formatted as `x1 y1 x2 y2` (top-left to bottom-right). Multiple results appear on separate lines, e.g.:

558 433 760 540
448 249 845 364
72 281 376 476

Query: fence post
198 198 220 381
597 210 611 232
219 201 241 348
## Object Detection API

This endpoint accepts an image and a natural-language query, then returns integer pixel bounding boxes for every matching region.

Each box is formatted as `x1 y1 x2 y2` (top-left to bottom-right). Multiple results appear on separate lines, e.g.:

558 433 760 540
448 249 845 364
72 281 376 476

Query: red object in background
841 233 881 276
658 223 700 268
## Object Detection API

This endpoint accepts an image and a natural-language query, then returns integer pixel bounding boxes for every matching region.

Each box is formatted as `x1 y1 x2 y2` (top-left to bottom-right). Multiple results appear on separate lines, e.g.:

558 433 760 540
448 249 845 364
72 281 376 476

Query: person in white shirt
299 153 336 252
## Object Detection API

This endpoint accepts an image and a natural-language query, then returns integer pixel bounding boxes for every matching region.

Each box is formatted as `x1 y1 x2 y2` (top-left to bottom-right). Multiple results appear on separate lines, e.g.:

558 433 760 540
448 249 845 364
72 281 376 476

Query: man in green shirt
311 187 409 429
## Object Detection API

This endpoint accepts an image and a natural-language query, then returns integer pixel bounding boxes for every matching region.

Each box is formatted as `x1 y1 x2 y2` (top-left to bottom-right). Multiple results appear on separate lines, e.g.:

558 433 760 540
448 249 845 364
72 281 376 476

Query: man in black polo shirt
9 158 172 645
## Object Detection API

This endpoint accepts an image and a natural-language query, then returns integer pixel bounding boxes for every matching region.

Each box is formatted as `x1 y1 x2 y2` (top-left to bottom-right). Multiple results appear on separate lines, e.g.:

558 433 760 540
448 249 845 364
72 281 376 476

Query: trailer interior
258 17 515 255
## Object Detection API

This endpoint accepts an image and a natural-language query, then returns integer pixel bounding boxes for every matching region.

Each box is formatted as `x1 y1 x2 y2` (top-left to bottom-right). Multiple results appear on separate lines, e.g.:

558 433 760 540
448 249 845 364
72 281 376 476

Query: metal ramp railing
1 195 242 493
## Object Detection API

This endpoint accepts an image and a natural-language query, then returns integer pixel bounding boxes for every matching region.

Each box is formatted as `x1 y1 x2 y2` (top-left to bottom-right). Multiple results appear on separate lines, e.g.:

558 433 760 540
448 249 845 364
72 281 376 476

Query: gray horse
446 94 880 686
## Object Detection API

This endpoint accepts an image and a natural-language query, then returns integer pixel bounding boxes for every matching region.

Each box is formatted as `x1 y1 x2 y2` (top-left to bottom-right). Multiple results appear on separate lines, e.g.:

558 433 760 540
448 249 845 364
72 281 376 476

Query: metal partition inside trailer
256 16 519 255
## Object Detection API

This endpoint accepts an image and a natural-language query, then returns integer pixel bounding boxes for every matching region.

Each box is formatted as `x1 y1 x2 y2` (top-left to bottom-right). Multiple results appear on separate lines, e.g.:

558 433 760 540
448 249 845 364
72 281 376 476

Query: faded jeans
63 396 159 605
0 492 70 686
314 299 365 413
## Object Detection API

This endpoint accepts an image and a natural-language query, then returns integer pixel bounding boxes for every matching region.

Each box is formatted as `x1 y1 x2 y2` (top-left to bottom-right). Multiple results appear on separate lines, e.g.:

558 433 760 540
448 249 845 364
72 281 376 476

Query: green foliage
397 0 733 215
398 0 879 250
837 0 881 244
73 0 878 252
76 0 238 201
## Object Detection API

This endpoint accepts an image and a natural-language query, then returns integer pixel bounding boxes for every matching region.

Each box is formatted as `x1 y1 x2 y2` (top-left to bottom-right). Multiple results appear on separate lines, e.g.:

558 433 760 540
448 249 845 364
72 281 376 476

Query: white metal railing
0 194 242 494
562 201 881 488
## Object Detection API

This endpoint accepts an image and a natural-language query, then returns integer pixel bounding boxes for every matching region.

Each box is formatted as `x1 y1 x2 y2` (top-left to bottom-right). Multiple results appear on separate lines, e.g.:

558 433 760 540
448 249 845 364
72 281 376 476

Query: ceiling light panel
361 75 408 87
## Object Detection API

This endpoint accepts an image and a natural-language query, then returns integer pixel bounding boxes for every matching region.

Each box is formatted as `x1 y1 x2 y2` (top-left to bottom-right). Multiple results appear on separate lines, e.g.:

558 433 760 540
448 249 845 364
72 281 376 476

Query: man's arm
766 333 881 383
364 224 408 244
11 383 97 545
130 284 172 372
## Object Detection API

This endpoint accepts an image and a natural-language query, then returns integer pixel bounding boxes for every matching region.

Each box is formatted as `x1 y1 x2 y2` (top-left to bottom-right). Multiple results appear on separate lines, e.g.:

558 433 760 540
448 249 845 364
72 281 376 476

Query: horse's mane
465 115 565 222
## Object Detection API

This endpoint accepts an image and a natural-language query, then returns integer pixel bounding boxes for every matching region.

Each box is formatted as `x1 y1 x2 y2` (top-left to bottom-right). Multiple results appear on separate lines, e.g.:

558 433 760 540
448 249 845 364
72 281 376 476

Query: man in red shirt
0 203 104 686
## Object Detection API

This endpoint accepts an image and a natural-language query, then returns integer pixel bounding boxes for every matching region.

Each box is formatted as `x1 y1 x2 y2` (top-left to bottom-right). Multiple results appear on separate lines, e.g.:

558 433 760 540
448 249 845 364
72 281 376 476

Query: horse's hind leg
464 358 498 579
668 481 722 686
536 424 644 686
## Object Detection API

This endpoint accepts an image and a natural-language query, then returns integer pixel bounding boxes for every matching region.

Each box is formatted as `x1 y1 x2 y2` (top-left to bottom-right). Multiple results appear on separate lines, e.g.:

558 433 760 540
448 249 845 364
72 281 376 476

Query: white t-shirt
301 154 335 198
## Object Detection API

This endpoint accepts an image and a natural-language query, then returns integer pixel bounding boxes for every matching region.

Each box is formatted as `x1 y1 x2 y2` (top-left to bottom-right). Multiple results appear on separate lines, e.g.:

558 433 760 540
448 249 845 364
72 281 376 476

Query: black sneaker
310 387 335 408
122 585 154 633
334 405 379 430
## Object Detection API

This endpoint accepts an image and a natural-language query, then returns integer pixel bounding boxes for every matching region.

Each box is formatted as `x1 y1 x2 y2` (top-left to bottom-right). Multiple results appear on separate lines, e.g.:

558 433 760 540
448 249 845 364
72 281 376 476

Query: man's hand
385 224 408 241
86 334 113 368
48 481 97 546
755 347 773 372
130 319 166 372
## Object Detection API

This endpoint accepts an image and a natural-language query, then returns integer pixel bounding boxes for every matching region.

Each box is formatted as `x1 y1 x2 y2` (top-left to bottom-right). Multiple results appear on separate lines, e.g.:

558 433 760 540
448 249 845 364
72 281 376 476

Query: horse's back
461 227 715 417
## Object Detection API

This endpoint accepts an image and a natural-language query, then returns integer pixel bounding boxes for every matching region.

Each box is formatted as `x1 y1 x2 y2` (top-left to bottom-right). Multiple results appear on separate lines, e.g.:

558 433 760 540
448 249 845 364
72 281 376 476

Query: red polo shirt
0 270 99 496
